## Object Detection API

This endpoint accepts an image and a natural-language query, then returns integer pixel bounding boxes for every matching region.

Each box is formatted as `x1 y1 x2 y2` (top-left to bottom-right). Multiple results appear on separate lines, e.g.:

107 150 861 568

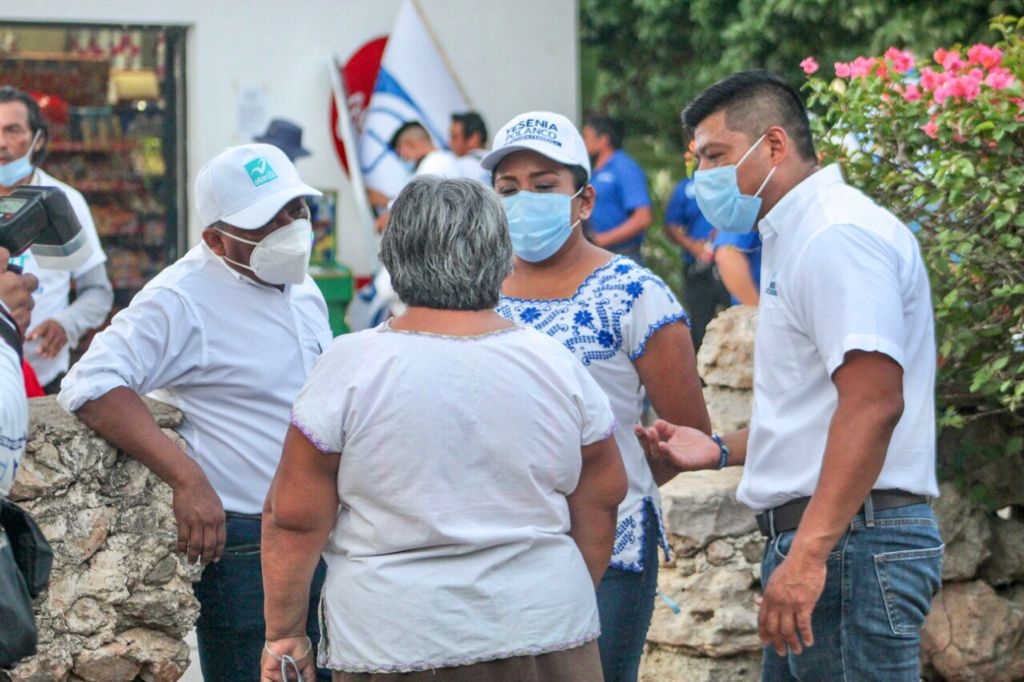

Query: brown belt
755 489 928 537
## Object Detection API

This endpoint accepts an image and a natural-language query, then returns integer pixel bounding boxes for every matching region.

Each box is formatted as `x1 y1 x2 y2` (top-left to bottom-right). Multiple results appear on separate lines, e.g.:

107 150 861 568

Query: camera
0 186 93 271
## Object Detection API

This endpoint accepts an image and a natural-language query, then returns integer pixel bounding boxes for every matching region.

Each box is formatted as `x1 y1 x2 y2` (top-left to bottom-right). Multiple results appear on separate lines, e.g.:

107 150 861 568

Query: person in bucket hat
254 118 311 162
59 143 334 681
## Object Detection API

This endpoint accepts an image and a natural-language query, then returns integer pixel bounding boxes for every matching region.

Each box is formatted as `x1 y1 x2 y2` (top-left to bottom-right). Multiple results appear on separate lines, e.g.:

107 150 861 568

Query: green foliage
802 16 1024 429
580 0 1018 147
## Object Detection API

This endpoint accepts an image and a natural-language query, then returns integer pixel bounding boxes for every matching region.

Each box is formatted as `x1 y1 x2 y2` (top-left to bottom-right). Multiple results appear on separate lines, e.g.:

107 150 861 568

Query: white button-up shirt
59 243 332 513
738 165 939 511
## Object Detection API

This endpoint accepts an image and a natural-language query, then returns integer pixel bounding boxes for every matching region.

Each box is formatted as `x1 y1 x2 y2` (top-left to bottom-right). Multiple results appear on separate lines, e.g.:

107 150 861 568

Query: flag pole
408 0 474 109
329 58 378 267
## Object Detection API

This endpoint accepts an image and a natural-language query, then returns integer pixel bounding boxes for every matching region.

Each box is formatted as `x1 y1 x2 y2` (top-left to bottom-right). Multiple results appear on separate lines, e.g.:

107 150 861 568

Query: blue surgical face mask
693 134 775 234
502 187 583 263
0 130 41 187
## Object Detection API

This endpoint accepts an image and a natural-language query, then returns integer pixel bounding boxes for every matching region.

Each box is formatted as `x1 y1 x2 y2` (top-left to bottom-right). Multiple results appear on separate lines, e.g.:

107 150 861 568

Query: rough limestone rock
640 646 760 682
2 397 199 682
660 468 756 553
696 305 756 391
700 385 752 435
921 580 1024 682
979 516 1024 586
932 482 992 581
651 468 762 659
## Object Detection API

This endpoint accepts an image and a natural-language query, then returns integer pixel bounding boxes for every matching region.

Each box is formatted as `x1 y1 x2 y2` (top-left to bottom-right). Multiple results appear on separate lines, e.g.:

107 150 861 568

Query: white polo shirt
737 165 939 511
59 243 332 513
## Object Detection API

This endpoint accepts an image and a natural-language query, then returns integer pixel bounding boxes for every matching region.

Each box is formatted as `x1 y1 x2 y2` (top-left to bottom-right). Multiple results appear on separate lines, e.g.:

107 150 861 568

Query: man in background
450 111 490 185
582 114 652 262
0 85 113 394
254 118 312 163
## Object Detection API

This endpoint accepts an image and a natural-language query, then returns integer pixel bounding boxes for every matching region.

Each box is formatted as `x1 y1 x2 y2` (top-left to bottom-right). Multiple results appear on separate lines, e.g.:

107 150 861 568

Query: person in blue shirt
582 115 652 263
713 229 762 306
664 144 731 351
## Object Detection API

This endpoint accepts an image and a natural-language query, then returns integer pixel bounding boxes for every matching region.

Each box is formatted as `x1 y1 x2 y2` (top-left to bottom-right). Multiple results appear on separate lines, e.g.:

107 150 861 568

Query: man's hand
0 248 38 334
757 551 826 656
172 474 227 565
25 319 68 357
634 418 720 472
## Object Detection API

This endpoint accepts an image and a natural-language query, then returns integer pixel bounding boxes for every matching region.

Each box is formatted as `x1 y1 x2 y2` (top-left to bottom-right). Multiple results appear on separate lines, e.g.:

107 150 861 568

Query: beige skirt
330 640 602 682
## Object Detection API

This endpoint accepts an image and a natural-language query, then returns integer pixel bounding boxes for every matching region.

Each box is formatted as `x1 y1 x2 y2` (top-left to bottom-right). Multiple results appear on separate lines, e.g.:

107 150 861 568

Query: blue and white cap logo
244 157 279 187
481 110 591 178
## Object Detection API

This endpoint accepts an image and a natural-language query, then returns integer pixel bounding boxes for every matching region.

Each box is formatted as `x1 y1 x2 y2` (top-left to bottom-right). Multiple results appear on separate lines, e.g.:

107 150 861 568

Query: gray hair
380 176 513 310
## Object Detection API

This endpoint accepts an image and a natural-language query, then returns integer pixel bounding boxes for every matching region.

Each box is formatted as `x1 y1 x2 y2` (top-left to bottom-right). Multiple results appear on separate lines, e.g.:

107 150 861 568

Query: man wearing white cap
58 144 333 681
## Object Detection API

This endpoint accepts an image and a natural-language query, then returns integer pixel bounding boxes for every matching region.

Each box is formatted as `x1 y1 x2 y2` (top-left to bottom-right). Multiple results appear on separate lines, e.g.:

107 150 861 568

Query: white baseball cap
480 111 591 180
195 143 321 230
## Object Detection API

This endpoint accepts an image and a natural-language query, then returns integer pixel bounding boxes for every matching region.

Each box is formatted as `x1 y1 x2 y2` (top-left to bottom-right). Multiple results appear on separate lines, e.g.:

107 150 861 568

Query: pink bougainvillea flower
966 44 1003 69
921 118 939 139
835 61 852 78
849 56 877 78
919 66 943 91
902 83 922 102
884 47 916 73
938 49 965 72
984 67 1016 91
956 73 982 100
800 57 819 75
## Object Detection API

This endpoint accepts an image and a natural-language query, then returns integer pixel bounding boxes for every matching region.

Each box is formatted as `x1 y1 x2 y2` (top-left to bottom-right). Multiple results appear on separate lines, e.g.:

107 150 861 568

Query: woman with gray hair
259 176 627 682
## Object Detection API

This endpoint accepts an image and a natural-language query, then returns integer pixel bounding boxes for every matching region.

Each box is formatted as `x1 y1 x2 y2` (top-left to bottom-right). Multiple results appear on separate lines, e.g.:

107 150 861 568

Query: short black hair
681 70 816 162
583 114 625 149
389 120 428 150
0 85 49 163
451 111 488 146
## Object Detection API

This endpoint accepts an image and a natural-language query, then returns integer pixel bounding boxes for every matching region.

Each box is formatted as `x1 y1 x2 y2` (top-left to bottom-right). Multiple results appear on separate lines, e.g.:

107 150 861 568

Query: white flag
358 0 469 198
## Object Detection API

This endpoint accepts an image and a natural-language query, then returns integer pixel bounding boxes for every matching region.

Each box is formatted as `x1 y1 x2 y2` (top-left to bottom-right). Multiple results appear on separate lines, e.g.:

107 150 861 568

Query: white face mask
0 130 41 187
217 218 313 285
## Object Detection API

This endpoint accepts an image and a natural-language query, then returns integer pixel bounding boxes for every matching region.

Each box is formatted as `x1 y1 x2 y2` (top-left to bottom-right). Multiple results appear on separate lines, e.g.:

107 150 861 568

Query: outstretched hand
634 419 720 473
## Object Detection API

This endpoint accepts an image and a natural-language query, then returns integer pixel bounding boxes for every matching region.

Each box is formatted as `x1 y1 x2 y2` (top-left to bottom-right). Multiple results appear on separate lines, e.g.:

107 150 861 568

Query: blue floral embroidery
497 256 683 367
519 307 541 324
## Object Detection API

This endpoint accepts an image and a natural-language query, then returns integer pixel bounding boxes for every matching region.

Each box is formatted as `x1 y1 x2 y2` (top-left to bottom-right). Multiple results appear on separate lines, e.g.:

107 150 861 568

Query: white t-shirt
10 169 108 384
738 165 939 510
455 149 491 186
498 256 688 570
291 322 614 673
59 243 332 513
415 149 460 178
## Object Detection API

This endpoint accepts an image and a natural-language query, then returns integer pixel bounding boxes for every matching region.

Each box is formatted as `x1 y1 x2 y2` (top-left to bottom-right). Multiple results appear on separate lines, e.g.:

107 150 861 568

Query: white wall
1 0 581 274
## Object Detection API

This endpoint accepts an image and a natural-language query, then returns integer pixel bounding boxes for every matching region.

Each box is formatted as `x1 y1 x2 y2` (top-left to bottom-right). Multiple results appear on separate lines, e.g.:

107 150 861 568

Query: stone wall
4 397 199 682
640 305 1024 682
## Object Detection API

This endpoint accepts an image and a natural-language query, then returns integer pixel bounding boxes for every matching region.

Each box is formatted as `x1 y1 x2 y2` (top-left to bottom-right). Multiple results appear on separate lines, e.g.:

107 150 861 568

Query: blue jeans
193 513 330 682
596 504 660 682
760 502 943 682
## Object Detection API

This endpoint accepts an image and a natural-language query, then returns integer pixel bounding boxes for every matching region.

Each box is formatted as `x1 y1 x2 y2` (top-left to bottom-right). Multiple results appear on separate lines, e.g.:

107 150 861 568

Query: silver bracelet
264 636 312 680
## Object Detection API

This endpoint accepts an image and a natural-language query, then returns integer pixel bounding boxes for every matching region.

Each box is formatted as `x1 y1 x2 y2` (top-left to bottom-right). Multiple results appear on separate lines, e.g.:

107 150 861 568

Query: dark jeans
760 503 943 681
596 504 660 682
683 261 730 353
193 513 330 682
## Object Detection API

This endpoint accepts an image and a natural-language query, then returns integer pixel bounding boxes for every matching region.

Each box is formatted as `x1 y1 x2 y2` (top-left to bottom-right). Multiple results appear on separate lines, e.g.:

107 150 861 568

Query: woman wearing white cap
481 112 711 682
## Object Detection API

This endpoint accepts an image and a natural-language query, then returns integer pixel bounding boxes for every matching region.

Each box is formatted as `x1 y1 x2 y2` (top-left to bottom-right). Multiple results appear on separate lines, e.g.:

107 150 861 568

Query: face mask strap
215 227 261 247
736 133 767 169
754 166 776 198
